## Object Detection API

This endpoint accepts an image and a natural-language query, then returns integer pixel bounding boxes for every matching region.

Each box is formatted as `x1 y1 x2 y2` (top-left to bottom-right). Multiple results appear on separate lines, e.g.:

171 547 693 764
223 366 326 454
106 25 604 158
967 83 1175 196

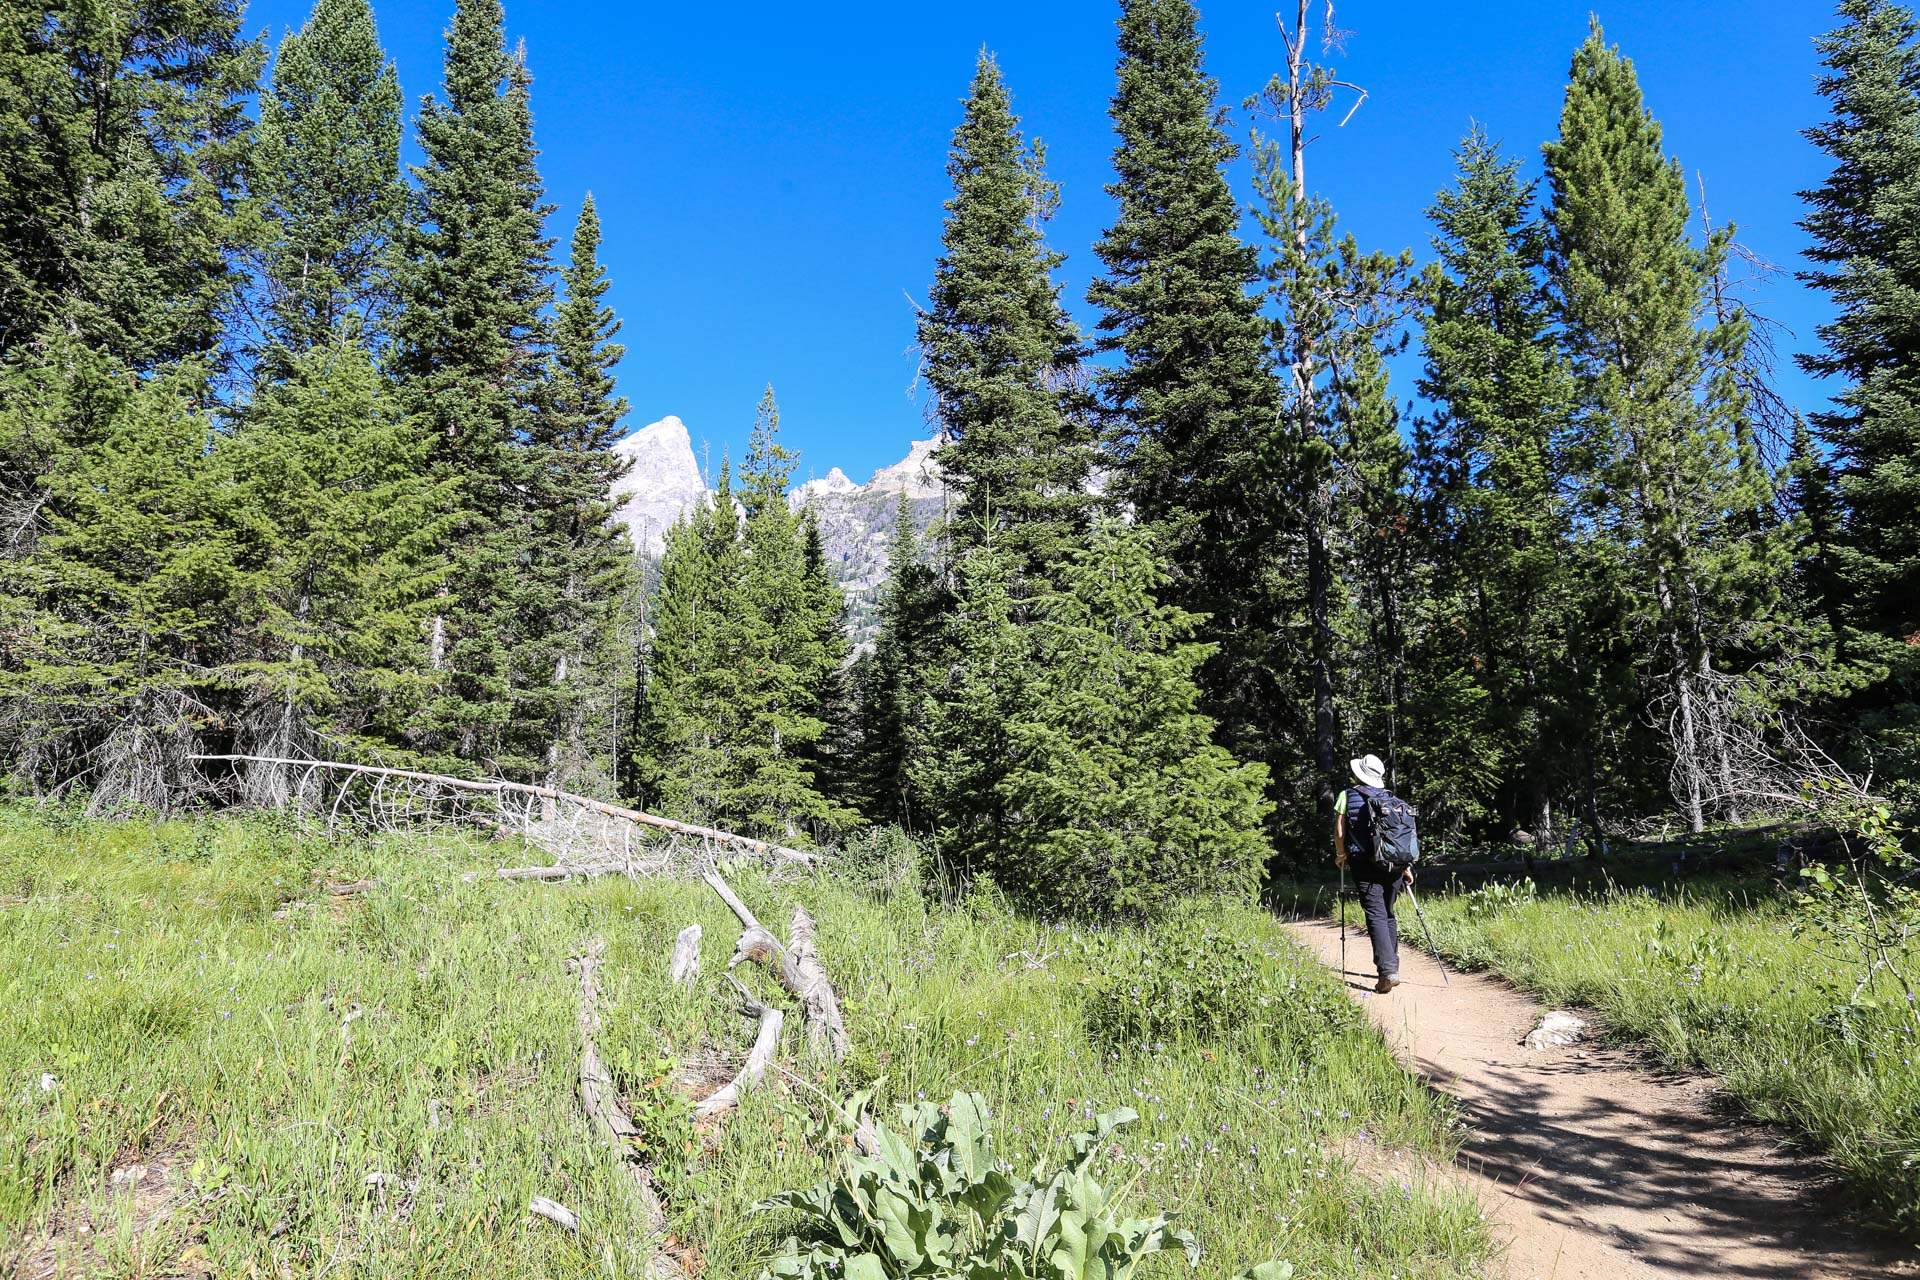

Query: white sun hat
1349 753 1387 787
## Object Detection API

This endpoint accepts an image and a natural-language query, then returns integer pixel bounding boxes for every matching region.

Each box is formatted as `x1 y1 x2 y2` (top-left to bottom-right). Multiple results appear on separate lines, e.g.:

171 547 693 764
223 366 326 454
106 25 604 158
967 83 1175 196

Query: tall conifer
1545 22 1785 830
1411 128 1581 837
920 51 1095 573
392 0 554 770
253 0 406 364
520 194 633 789
1799 0 1920 760
1088 0 1276 733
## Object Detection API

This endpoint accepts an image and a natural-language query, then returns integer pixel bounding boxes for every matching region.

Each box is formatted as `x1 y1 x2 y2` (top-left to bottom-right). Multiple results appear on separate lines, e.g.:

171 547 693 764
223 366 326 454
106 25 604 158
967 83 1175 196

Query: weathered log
323 878 378 895
694 974 784 1120
492 862 637 882
192 754 817 866
702 871 848 1061
669 925 702 986
571 939 686 1277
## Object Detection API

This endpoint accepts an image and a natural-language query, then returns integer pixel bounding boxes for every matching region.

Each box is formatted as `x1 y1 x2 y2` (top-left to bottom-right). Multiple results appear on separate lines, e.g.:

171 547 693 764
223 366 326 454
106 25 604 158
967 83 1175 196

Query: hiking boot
1375 972 1400 994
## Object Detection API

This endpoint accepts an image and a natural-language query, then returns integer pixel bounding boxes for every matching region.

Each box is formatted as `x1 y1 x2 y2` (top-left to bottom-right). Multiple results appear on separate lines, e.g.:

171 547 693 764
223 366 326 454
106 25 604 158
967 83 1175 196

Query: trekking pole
1403 883 1450 987
1338 862 1349 981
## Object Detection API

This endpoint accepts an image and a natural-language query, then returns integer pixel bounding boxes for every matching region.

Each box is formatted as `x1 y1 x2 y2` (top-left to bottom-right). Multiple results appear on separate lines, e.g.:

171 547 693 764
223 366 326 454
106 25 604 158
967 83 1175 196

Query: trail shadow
1432 1056 1915 1277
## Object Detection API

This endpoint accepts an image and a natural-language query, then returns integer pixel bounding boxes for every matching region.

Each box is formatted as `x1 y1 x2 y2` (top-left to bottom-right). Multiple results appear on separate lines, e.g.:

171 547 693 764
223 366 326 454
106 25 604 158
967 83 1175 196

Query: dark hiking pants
1354 873 1402 978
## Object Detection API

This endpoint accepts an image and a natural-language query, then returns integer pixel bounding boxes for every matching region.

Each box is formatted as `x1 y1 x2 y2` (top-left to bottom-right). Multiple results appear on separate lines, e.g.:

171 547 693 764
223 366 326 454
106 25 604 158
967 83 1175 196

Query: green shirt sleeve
1334 790 1347 822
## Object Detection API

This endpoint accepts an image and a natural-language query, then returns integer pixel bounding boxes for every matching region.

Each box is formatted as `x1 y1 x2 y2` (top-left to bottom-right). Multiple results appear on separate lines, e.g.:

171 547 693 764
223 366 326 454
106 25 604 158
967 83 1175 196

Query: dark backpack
1361 788 1421 869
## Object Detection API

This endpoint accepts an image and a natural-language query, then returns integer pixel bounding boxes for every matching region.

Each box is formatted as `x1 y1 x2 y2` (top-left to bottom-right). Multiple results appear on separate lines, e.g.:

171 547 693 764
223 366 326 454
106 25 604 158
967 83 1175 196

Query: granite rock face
609 418 947 643
609 415 708 558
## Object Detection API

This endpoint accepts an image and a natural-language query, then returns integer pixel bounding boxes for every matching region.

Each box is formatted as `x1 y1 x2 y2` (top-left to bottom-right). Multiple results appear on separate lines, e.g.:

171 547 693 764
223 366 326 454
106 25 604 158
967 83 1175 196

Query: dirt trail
1284 917 1918 1280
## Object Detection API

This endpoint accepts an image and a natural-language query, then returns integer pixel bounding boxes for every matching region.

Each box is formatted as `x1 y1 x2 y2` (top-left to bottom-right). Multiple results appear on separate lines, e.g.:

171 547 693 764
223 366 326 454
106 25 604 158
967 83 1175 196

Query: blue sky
247 0 1843 483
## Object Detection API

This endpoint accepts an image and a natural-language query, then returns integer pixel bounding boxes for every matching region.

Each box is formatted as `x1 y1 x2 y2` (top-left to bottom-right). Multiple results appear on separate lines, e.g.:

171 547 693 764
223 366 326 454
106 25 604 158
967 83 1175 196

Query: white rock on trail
1522 1010 1588 1050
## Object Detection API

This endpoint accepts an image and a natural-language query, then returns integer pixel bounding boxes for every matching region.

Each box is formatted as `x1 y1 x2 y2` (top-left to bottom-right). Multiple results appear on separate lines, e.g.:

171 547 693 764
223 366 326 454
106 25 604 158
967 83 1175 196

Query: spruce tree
1087 0 1277 738
218 335 447 800
922 521 1274 916
519 194 633 790
253 0 406 363
392 0 554 770
634 398 852 839
730 388 849 837
797 503 858 810
632 466 744 821
0 3 262 370
854 491 942 826
1798 0 1920 757
1410 127 1581 838
1544 21 1786 830
920 51 1096 573
4 363 234 811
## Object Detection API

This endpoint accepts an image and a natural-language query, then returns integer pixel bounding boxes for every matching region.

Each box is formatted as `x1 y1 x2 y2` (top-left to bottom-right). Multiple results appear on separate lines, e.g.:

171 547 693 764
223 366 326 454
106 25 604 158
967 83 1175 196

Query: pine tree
217 335 447 800
1798 0 1920 756
1087 0 1277 738
1544 21 1786 831
926 521 1274 917
919 51 1096 573
631 473 744 821
1410 127 1581 839
854 491 942 826
0 3 263 370
519 194 633 790
252 0 406 364
729 388 849 837
2 362 235 811
797 503 858 809
392 0 554 771
634 397 852 839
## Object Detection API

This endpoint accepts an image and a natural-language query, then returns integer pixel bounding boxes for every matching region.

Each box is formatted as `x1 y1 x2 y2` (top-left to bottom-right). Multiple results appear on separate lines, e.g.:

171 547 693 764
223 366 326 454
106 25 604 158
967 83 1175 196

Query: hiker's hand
1334 852 1347 870
1400 866 1413 886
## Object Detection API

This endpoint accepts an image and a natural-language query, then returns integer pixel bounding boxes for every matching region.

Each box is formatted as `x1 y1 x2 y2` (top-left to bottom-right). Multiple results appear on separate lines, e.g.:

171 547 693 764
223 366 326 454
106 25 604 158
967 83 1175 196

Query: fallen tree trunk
572 938 687 1279
694 974 784 1120
703 871 849 1061
491 861 651 882
191 754 817 867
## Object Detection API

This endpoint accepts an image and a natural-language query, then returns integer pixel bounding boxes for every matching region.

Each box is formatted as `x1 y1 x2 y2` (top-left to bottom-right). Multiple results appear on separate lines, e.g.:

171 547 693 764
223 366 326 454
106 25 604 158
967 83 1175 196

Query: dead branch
669 926 702 986
702 871 849 1061
323 879 378 896
528 1196 579 1233
571 939 687 1278
191 754 817 867
694 973 784 1120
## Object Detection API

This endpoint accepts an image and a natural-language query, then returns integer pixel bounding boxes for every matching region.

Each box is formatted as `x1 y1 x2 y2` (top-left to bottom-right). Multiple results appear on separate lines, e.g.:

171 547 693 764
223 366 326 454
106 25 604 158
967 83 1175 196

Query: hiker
1334 752 1418 994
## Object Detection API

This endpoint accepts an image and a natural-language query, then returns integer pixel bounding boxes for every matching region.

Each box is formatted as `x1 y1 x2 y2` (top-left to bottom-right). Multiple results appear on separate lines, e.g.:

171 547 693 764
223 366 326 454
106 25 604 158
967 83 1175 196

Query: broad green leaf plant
754 1089 1291 1280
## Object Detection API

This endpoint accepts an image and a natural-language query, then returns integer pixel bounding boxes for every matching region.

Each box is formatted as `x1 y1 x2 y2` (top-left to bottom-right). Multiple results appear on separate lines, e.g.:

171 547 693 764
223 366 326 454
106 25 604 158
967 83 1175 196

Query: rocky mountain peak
610 415 707 557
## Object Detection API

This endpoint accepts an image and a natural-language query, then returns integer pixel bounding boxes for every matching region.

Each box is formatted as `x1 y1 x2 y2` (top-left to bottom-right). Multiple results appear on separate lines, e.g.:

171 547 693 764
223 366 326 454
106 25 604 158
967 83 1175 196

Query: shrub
754 1089 1291 1280
1461 877 1537 918
1085 908 1354 1054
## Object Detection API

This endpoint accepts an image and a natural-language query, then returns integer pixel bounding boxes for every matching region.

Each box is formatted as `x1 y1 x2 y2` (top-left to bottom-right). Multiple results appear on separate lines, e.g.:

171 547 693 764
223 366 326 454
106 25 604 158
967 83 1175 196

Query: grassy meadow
1408 860 1920 1238
0 809 1491 1279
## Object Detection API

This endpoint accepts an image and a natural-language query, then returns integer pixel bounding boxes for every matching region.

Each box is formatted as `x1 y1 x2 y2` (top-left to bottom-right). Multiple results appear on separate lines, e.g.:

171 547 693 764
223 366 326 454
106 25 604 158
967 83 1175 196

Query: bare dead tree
190 753 819 873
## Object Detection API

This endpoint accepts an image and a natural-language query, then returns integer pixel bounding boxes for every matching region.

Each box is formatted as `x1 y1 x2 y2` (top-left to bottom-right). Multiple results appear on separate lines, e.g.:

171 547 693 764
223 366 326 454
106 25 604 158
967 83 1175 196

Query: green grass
1409 869 1920 1238
0 810 1491 1278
